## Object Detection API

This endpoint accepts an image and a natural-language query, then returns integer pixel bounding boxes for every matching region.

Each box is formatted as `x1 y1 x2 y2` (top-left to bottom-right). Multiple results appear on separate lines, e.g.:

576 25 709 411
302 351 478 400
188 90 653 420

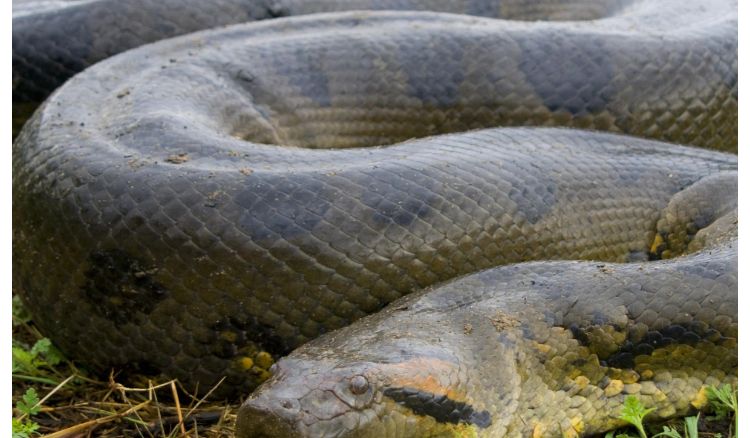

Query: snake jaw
237 357 387 437
236 398 301 438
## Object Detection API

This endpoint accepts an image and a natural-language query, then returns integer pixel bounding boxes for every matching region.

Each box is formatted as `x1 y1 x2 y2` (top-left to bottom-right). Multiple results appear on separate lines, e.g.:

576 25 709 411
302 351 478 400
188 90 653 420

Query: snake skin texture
12 0 737 435
11 0 632 136
239 223 737 437
11 0 737 151
11 0 637 105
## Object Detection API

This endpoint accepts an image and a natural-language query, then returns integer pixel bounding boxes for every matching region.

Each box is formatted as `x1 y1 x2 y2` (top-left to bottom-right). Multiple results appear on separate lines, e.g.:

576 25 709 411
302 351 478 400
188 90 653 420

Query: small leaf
12 346 36 374
684 414 699 438
706 384 737 436
706 385 737 418
652 426 682 438
12 417 39 438
30 338 51 357
16 387 41 416
618 396 655 438
31 338 64 366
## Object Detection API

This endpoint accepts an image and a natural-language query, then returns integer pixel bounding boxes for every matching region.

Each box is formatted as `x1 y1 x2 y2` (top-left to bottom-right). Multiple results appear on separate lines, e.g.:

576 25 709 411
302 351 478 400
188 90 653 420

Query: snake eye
349 375 370 395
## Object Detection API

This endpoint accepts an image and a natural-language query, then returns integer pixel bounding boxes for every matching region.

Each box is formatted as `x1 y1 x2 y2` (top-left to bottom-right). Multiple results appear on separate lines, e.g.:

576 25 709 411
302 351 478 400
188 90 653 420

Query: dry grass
12 301 241 438
12 365 240 437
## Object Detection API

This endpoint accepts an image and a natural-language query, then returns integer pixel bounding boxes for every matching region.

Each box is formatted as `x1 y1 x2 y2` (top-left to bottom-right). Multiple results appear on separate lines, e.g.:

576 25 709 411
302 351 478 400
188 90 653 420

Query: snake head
236 357 377 437
236 340 487 438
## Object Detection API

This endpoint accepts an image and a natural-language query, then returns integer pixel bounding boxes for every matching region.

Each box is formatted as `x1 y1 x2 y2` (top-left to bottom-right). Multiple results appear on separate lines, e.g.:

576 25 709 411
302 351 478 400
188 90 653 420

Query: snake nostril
281 400 293 409
269 363 279 375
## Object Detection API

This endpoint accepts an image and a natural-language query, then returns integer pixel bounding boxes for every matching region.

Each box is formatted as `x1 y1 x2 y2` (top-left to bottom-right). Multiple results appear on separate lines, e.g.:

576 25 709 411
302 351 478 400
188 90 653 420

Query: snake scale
12 0 737 436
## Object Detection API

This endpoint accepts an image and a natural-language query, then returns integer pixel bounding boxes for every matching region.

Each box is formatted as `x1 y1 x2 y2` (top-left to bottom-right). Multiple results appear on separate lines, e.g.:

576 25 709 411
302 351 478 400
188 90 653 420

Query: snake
12 0 737 436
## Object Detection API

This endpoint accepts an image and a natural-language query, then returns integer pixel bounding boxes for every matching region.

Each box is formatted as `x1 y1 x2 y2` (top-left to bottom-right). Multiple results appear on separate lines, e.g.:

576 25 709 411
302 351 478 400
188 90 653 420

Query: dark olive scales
12 0 737 434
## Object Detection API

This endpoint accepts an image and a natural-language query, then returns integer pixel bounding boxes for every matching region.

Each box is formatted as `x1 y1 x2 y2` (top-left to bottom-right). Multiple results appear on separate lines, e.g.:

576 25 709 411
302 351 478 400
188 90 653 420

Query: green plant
12 418 39 438
16 387 41 416
12 388 41 438
605 384 737 438
683 415 699 438
652 414 699 438
619 396 656 438
651 426 682 438
12 296 68 383
707 384 737 437
12 337 65 381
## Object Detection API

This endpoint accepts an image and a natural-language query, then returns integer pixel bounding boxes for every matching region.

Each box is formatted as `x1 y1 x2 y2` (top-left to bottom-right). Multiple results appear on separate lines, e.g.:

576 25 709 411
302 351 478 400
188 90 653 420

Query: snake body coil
12 0 737 436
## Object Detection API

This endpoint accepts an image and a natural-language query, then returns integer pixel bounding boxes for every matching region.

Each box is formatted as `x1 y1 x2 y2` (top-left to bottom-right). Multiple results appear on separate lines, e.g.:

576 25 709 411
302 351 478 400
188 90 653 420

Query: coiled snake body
12 0 737 436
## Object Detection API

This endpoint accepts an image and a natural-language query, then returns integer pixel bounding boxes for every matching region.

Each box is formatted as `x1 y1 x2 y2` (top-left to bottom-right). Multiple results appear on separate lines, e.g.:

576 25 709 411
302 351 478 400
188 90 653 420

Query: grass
604 393 737 438
12 296 737 437
11 374 237 437
11 296 238 437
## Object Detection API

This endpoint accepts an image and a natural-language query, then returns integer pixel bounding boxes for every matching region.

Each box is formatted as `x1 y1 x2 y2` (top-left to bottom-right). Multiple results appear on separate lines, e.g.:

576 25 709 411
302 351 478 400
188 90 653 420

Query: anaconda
12 0 737 436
